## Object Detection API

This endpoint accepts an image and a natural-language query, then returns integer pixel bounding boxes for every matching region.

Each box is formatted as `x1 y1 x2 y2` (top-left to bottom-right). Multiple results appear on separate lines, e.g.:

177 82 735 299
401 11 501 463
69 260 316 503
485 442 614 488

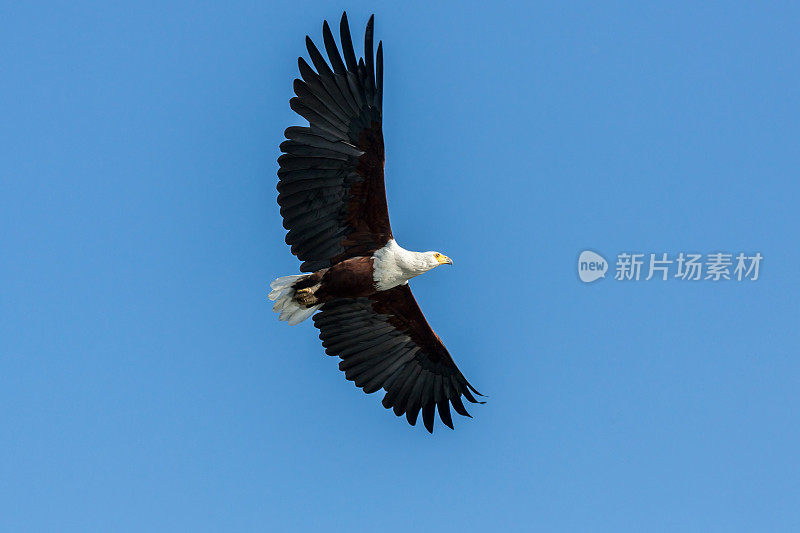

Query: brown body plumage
293 256 375 306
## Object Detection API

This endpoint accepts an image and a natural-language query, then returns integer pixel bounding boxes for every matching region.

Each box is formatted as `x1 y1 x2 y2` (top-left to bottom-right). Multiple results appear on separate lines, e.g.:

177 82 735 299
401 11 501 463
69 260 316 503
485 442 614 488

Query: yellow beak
437 255 453 265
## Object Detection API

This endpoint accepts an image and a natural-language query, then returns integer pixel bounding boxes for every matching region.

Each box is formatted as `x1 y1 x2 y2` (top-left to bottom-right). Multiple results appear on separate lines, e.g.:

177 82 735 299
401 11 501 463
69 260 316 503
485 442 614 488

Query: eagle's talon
294 287 317 306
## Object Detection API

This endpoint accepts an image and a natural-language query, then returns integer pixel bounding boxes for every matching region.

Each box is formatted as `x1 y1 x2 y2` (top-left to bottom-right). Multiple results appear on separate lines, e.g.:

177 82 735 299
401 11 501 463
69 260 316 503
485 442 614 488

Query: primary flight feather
270 12 483 433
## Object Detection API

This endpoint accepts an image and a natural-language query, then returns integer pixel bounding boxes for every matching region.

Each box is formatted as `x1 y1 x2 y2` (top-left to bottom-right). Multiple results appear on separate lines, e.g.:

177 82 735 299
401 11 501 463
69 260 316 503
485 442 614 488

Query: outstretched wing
314 284 483 433
278 13 391 273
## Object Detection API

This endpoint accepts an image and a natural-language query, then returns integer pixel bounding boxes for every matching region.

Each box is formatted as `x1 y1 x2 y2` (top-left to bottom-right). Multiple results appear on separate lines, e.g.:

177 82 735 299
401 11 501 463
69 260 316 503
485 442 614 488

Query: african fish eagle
269 13 483 433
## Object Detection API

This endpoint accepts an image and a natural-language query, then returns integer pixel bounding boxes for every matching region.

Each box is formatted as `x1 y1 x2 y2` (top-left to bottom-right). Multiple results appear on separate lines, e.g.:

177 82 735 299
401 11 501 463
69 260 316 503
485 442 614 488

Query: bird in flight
270 13 483 433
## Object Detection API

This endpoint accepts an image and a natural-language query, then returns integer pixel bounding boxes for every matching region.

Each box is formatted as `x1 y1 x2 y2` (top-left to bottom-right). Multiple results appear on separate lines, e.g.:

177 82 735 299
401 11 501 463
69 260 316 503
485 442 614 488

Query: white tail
268 274 322 326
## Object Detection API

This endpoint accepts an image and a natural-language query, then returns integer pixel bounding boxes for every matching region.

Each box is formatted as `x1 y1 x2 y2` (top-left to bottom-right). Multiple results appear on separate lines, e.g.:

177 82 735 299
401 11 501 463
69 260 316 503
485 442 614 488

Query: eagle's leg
294 286 318 306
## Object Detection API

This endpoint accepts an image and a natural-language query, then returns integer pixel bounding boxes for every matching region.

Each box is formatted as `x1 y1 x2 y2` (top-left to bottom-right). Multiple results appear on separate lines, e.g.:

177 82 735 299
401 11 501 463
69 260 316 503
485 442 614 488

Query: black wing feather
313 285 482 433
279 13 391 272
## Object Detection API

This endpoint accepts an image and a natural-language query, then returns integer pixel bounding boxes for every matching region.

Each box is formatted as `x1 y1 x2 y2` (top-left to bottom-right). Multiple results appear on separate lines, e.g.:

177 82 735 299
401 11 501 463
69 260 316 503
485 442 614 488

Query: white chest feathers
372 240 437 291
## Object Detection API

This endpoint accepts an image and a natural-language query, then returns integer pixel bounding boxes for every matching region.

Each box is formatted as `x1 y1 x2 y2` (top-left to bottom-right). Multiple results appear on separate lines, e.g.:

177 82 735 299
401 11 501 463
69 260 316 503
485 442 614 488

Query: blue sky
2 1 799 531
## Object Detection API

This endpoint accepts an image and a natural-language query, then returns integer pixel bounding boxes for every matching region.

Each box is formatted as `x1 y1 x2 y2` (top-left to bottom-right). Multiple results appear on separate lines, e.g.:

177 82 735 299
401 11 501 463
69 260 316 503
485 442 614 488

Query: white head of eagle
372 240 452 291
